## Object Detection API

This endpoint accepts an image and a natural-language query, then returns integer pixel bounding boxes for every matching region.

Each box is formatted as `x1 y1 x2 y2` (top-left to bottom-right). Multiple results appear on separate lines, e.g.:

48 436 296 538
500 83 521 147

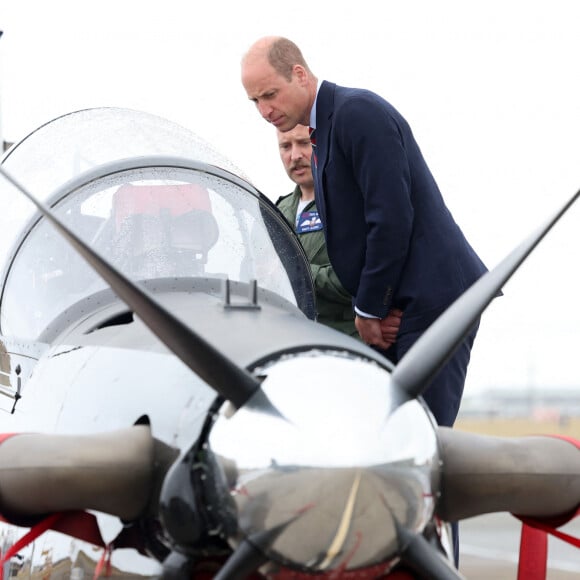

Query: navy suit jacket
313 81 488 332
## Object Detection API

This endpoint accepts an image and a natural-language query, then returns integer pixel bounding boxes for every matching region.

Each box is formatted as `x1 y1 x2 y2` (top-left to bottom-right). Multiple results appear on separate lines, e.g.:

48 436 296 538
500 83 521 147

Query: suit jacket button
383 287 393 305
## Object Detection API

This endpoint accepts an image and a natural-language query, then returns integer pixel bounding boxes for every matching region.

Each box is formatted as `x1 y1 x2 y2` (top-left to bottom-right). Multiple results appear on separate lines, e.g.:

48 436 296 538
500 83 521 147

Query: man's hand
355 316 386 348
355 308 403 350
380 308 403 344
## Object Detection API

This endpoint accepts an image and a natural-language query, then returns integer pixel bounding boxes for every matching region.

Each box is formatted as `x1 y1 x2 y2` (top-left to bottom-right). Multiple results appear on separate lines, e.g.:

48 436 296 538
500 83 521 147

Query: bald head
241 37 317 132
242 36 312 80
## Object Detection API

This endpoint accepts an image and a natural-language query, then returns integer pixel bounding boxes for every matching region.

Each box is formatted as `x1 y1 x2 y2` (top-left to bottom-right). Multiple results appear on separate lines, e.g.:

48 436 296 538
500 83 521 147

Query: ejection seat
110 183 219 278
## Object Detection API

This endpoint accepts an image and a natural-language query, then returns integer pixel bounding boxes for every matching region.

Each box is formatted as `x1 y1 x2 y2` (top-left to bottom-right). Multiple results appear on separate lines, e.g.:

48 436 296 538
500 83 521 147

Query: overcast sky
1 0 579 393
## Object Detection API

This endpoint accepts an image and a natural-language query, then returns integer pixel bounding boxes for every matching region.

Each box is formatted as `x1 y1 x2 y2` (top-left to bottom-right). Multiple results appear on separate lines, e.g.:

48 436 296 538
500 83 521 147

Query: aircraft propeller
1 158 579 579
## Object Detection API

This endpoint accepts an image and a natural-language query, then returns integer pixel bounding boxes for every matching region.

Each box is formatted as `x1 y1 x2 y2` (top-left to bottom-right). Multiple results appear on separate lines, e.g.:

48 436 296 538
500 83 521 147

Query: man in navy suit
241 36 487 429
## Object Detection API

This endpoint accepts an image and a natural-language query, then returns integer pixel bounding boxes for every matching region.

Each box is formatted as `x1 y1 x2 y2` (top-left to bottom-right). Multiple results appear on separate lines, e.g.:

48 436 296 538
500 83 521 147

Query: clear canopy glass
0 109 314 339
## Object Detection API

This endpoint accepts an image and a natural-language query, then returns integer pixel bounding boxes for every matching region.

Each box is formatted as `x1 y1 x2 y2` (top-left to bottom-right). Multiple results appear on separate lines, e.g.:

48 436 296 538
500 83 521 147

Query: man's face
277 126 313 189
242 56 309 132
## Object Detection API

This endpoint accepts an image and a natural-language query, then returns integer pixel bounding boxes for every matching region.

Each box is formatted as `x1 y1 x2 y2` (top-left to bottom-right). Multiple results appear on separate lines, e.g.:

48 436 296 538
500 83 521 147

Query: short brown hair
268 37 311 81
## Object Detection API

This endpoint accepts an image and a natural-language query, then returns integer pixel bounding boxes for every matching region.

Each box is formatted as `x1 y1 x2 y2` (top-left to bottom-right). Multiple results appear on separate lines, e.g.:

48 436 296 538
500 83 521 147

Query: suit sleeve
333 96 414 317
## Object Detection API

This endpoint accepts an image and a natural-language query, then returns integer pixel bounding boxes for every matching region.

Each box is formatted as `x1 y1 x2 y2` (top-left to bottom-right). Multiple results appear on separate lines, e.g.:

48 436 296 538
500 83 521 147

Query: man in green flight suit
275 124 402 342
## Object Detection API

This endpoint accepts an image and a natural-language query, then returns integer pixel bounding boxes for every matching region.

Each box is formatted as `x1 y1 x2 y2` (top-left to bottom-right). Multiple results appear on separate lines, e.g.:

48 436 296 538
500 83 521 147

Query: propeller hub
207 350 440 574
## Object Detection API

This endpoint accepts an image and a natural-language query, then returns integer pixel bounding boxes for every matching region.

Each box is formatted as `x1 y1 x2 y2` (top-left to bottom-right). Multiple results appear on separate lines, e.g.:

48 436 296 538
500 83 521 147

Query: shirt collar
309 79 323 130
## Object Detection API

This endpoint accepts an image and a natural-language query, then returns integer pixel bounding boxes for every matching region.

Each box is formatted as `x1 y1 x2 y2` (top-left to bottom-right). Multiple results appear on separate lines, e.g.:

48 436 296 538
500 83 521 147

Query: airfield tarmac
459 512 580 579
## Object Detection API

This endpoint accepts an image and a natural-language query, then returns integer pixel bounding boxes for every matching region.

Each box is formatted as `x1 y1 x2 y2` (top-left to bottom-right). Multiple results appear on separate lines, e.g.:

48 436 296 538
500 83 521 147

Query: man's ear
293 64 308 86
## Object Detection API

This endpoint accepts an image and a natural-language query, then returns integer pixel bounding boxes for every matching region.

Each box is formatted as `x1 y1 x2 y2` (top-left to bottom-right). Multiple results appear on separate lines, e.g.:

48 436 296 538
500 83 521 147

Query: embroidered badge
296 210 323 233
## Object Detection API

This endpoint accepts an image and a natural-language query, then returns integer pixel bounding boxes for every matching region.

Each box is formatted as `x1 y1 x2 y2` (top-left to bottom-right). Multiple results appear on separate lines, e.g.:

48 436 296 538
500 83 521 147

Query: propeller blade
0 165 262 409
214 521 294 580
0 426 176 521
390 188 580 400
213 538 268 580
161 550 198 579
396 522 465 580
436 427 580 522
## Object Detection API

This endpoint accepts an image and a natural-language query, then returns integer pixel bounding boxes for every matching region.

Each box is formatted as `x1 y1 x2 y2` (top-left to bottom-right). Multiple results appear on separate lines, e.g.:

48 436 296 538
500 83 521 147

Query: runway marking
318 472 362 570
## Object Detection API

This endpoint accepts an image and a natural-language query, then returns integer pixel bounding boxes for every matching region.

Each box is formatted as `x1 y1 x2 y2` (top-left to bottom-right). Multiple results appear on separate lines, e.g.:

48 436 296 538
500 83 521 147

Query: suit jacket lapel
314 81 335 228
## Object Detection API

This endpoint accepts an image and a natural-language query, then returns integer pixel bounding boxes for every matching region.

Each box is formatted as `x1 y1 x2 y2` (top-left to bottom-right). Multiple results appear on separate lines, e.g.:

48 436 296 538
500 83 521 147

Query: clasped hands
355 308 403 351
